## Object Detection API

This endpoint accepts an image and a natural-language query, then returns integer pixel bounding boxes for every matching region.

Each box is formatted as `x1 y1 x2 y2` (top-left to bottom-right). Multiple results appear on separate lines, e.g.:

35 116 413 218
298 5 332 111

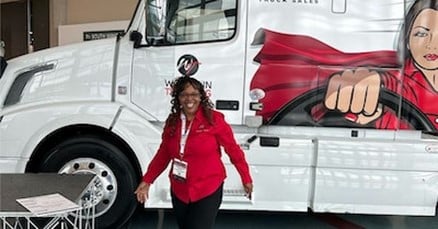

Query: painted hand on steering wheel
325 67 383 125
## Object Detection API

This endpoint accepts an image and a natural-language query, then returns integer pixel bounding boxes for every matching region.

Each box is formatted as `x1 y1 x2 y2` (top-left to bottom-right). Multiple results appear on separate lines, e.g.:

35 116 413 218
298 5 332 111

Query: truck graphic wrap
250 29 401 126
250 0 438 132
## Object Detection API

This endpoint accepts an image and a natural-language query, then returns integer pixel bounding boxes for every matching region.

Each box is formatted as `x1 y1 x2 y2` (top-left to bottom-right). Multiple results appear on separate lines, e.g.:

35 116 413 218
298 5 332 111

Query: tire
37 136 138 229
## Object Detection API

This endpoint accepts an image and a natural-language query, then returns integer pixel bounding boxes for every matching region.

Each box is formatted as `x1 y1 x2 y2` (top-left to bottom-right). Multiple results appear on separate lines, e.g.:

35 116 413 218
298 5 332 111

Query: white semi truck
2 0 438 228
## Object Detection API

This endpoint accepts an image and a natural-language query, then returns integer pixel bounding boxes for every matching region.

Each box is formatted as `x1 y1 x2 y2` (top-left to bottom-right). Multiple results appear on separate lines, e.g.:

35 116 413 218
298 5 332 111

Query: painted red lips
424 54 438 61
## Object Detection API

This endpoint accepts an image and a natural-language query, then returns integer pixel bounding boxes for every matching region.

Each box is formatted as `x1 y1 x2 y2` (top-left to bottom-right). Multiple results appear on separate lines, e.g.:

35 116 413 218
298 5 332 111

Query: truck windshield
146 0 237 45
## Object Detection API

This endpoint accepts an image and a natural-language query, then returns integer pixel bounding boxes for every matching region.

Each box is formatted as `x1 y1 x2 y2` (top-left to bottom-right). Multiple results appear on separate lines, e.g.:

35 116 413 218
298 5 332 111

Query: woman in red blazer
135 76 253 229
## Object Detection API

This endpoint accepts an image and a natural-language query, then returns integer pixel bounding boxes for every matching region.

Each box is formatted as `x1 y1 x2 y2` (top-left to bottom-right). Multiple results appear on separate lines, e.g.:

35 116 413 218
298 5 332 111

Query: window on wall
146 0 237 45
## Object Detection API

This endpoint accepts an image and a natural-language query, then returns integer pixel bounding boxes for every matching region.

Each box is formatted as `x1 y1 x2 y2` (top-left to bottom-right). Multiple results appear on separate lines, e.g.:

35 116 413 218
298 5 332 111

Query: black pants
171 184 223 229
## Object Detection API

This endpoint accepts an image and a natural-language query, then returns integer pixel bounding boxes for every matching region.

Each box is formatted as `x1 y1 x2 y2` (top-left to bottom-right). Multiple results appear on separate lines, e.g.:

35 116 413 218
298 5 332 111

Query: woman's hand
243 183 253 200
325 67 382 125
135 181 151 204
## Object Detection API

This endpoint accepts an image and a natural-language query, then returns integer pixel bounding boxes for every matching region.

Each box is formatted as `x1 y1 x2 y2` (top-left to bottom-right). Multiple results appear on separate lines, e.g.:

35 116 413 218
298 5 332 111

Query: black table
0 173 96 228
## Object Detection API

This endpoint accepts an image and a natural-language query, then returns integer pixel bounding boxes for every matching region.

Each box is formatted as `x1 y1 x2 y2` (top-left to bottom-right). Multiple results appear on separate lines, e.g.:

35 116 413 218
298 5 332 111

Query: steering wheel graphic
268 87 435 132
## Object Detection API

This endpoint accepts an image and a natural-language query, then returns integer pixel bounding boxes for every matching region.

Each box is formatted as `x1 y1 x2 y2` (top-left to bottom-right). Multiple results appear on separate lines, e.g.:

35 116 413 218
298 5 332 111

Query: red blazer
143 108 252 203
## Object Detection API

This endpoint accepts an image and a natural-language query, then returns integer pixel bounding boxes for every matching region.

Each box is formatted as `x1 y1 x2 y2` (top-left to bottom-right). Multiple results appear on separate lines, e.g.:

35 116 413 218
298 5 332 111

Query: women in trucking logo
177 54 200 77
251 0 438 131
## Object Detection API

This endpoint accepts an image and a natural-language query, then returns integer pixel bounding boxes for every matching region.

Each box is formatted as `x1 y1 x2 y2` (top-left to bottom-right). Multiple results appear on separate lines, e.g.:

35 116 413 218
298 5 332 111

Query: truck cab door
131 0 245 124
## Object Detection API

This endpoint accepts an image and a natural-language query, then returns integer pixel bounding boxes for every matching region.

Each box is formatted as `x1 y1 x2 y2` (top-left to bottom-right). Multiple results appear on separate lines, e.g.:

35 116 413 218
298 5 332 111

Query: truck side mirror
129 31 148 48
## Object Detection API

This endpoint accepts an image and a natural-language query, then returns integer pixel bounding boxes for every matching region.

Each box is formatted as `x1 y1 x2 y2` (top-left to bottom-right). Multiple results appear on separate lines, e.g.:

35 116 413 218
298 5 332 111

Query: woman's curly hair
166 76 214 135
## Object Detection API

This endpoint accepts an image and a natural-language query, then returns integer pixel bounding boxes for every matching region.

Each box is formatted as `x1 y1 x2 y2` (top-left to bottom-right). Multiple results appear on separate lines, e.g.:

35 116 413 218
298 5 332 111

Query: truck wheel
37 136 138 229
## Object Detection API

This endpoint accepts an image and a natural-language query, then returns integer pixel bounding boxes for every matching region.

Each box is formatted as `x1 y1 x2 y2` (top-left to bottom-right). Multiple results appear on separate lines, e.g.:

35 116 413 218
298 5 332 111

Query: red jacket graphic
251 29 437 131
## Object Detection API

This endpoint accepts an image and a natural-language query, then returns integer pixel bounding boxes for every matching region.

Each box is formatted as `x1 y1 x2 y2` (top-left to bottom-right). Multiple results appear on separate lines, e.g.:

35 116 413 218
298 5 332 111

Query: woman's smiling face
178 83 201 119
409 9 438 70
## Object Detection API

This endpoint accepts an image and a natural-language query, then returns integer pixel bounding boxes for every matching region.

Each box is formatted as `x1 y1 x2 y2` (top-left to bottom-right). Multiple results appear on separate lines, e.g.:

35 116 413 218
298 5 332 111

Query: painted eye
249 88 265 100
413 31 428 38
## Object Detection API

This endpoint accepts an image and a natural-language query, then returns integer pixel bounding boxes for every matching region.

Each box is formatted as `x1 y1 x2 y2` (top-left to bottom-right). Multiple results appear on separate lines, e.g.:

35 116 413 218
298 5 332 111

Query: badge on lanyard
172 158 188 182
172 113 192 182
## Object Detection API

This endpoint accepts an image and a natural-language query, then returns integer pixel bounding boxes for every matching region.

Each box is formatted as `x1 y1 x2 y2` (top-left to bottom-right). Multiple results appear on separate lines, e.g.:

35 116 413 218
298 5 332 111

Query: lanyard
180 113 193 158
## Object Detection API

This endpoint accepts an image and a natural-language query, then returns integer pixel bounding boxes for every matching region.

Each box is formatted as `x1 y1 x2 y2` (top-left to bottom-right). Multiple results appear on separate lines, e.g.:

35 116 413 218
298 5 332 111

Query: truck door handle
260 136 279 147
216 100 239 110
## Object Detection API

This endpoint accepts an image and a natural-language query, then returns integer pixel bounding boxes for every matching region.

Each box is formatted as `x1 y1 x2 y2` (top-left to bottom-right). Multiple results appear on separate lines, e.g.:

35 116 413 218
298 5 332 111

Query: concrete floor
125 207 438 229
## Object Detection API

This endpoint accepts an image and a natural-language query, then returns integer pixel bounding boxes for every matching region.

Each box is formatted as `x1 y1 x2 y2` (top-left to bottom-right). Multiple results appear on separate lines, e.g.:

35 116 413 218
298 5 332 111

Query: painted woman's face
409 9 438 70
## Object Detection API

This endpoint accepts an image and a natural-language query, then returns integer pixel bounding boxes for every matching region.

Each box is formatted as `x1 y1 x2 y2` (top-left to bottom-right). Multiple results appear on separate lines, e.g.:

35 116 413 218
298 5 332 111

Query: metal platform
0 173 96 229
